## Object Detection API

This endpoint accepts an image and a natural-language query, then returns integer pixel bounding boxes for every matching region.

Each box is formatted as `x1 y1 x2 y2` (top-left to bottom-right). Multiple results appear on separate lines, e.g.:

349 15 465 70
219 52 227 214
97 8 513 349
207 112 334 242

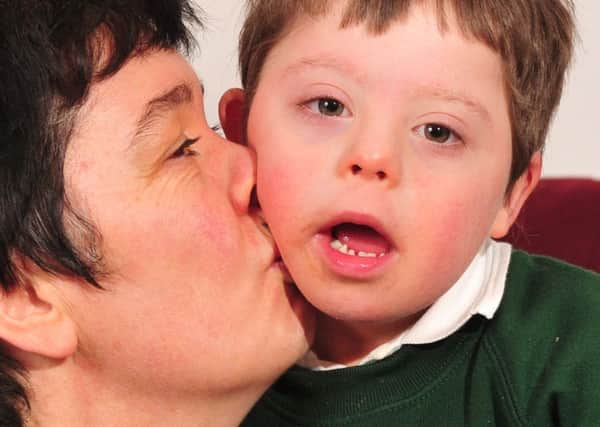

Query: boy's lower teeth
330 238 385 258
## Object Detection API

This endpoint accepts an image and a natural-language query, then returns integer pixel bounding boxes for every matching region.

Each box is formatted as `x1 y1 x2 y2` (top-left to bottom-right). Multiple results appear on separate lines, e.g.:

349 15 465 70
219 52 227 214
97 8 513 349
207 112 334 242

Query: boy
220 0 600 424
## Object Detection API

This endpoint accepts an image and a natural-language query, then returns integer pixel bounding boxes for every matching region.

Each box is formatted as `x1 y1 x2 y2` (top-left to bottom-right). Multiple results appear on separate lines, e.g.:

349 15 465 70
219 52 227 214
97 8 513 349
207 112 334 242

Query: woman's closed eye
170 137 199 159
414 123 462 145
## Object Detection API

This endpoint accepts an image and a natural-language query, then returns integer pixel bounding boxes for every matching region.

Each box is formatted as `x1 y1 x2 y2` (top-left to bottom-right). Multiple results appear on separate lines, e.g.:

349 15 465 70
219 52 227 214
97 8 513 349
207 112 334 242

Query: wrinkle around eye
131 135 197 180
169 137 200 159
150 162 205 203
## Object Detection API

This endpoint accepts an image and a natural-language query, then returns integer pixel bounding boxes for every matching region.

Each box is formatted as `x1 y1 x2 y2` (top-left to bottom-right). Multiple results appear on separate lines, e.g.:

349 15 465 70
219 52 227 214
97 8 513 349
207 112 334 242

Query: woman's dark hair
0 1 200 423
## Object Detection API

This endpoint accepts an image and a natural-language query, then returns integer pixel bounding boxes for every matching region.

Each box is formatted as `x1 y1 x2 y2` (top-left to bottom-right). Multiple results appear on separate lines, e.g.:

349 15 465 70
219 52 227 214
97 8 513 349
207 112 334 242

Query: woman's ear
219 88 246 145
490 151 543 239
0 268 78 364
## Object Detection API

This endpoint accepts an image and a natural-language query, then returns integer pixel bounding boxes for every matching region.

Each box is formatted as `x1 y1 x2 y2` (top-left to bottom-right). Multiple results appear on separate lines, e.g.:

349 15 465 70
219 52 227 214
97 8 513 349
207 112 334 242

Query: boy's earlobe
219 88 247 144
490 151 543 239
0 264 78 366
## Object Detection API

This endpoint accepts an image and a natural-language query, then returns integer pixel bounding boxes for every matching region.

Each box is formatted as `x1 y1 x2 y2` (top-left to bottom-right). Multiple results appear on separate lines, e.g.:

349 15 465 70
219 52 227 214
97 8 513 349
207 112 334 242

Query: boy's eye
171 137 199 159
306 97 348 117
416 123 459 144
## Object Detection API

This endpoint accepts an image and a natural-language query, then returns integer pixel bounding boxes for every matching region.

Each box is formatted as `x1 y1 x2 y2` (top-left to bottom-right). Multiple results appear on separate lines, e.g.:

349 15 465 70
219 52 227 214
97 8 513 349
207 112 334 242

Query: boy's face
241 4 535 326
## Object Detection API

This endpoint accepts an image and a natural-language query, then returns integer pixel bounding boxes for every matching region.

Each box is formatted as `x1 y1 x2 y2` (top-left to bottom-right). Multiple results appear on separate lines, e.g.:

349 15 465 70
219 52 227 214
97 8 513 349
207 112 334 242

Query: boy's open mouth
314 214 395 278
329 223 392 258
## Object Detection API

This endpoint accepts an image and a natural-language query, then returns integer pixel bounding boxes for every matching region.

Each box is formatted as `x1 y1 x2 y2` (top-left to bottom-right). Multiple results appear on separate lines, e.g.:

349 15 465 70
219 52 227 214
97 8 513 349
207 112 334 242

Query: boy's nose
338 134 400 186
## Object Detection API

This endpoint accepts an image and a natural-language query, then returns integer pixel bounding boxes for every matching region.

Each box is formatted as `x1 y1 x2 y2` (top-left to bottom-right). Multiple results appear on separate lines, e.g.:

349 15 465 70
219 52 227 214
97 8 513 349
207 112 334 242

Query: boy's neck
311 311 424 365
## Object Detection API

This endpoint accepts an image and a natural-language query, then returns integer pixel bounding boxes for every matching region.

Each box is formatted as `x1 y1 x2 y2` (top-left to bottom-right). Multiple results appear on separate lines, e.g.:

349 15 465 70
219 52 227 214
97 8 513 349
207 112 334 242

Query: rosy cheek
125 206 236 269
411 184 480 248
431 194 500 263
257 161 298 211
186 207 237 254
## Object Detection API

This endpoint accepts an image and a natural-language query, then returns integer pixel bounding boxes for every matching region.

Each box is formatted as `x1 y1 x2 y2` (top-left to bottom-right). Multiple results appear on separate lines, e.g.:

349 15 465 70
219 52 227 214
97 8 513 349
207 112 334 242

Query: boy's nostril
376 171 387 180
351 164 362 174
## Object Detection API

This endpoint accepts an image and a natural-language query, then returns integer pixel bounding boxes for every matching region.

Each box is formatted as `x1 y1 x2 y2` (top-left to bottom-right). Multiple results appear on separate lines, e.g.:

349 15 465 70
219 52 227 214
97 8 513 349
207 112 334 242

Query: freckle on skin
79 161 90 173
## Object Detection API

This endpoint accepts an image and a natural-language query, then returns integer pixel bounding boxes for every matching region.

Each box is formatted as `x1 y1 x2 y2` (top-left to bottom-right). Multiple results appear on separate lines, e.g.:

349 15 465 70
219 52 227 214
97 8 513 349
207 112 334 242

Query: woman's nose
226 141 256 215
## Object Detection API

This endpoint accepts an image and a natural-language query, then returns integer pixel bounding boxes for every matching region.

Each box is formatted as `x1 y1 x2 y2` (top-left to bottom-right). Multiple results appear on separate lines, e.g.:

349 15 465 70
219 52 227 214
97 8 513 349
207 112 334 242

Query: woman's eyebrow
131 82 195 145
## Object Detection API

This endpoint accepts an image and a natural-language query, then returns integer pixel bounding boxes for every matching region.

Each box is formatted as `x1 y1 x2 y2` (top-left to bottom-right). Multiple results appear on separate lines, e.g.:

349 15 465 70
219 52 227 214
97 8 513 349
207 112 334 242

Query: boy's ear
490 151 542 239
219 88 247 144
0 264 78 365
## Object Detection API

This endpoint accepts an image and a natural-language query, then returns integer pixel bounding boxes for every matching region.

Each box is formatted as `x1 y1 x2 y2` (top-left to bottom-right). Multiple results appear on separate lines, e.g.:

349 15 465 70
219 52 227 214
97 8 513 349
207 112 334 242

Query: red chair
503 178 600 273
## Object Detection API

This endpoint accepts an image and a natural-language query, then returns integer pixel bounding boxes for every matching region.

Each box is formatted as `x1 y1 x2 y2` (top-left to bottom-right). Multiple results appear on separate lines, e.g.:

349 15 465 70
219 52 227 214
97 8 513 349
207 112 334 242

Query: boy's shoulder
497 249 600 325
490 248 600 352
482 249 600 424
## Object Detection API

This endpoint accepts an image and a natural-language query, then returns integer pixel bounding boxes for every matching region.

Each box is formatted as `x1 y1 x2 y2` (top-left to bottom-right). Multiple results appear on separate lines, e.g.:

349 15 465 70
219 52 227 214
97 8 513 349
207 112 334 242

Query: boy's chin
306 287 422 324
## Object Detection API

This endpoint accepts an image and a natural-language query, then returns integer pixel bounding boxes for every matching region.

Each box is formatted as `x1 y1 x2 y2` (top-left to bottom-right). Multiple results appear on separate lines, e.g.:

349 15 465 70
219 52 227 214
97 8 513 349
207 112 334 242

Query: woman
0 1 313 425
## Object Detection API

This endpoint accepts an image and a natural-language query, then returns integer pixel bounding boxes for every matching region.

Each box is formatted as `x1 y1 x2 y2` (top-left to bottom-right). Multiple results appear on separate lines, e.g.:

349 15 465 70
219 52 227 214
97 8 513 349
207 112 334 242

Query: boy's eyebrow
131 82 198 145
283 56 368 85
411 86 492 123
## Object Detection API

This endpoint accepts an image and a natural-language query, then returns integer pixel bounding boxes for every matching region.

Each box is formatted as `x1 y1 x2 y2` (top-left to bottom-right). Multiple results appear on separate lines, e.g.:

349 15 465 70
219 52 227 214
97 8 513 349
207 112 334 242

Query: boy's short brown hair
239 0 576 184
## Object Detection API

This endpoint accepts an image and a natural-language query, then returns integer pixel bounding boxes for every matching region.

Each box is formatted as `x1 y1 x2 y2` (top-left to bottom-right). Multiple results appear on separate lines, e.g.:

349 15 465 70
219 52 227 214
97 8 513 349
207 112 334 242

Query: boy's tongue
334 223 390 254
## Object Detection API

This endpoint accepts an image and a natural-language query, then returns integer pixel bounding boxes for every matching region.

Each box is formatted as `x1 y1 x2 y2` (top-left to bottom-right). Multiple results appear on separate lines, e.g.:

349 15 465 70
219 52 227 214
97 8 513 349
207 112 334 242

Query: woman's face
61 50 314 398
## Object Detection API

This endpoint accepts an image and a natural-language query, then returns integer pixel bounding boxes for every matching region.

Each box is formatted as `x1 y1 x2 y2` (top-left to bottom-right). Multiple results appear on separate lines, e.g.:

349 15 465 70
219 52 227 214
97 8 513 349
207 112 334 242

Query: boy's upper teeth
330 238 385 257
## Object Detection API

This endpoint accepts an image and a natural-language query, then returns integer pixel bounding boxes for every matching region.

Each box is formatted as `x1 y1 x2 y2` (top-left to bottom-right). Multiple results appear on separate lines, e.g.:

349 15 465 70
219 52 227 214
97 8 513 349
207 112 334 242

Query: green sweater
243 251 600 426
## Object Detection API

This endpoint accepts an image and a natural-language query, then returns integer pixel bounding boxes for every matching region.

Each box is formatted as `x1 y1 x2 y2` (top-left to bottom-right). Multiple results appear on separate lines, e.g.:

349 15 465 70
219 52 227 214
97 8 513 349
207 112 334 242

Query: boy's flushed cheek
256 160 320 248
409 182 497 246
257 162 300 214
